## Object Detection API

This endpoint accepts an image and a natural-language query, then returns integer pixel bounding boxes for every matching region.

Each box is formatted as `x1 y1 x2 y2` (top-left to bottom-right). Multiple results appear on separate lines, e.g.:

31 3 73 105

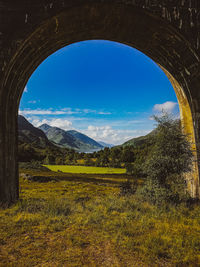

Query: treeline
18 143 79 165
81 144 154 176
19 136 155 177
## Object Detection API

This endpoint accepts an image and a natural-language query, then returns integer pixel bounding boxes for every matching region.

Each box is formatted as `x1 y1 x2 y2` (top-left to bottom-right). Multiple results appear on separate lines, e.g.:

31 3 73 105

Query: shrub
125 163 135 175
137 113 194 205
145 113 193 185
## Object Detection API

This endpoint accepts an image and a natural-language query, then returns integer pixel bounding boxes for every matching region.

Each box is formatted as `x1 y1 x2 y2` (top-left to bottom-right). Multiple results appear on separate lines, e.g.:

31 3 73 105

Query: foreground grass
44 164 126 174
1 173 200 266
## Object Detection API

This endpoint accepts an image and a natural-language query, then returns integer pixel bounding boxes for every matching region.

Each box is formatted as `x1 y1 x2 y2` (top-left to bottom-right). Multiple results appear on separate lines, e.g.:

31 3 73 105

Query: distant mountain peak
39 124 103 152
39 123 52 132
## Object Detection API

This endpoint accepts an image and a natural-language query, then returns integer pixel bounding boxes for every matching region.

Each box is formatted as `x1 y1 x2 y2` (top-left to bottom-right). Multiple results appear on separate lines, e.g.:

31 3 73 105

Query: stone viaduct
1 0 200 204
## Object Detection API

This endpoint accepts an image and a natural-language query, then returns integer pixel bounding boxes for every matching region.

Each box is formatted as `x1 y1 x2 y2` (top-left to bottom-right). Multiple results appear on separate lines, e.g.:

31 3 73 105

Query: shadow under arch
1 2 199 203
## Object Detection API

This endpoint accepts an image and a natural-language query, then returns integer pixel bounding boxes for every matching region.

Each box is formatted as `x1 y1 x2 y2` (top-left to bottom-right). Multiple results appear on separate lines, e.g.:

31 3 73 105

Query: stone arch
1 2 200 204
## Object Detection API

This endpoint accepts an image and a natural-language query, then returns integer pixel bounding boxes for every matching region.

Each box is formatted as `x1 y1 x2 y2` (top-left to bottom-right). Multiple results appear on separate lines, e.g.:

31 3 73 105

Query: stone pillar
161 66 200 198
192 109 200 198
0 99 19 205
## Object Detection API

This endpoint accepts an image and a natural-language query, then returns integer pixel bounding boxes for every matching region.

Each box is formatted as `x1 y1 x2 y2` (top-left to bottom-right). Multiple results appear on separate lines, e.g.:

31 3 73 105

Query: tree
100 154 109 167
139 112 194 204
84 153 94 166
121 147 135 164
125 163 134 175
44 154 55 165
55 156 64 165
110 147 122 167
145 113 193 185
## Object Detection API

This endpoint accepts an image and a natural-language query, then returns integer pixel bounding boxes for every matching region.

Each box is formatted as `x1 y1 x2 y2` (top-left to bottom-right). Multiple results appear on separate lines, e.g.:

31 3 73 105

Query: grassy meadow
0 166 200 266
44 164 126 174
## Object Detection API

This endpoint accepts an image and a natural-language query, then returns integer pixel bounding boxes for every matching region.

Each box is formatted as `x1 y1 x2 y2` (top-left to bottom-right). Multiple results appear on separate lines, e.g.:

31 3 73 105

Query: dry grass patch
0 172 200 266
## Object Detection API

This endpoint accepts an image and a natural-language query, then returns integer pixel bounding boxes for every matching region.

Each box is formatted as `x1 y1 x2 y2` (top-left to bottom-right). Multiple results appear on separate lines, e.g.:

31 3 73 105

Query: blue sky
19 40 179 145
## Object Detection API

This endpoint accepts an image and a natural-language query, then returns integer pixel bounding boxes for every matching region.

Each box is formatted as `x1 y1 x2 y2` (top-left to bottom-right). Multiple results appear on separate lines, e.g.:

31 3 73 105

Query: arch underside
1 2 200 203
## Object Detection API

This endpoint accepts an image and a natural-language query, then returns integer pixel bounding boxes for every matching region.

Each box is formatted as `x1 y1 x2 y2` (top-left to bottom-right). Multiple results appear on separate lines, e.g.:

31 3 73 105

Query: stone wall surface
1 0 200 203
1 1 200 70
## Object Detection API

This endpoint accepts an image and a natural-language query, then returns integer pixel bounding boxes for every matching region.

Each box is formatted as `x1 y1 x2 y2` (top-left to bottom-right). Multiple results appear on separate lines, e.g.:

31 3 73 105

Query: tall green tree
121 147 135 164
139 113 194 204
145 113 193 185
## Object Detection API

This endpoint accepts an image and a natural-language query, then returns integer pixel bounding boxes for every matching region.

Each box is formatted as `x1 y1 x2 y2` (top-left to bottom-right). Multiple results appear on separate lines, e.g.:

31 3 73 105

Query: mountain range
39 124 103 152
18 115 113 152
18 115 152 152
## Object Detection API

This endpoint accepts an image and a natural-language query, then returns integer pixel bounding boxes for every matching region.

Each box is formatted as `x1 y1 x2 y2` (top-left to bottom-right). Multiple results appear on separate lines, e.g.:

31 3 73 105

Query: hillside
18 115 50 148
39 124 79 149
68 130 103 149
39 124 103 152
122 129 157 148
18 115 72 163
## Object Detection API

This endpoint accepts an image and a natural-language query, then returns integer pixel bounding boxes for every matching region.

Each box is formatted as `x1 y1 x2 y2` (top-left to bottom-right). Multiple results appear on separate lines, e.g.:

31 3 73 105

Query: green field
44 164 126 174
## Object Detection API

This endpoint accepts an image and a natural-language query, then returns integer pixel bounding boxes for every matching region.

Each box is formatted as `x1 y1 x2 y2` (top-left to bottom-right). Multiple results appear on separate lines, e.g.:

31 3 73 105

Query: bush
125 163 134 175
137 113 194 205
145 113 193 185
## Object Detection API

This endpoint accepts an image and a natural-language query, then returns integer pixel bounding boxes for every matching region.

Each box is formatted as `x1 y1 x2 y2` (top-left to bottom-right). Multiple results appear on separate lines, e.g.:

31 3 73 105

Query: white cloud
98 111 112 115
82 125 151 145
24 86 28 93
81 109 111 115
153 101 177 113
82 109 96 114
19 108 112 116
60 108 80 115
19 109 67 115
28 100 37 104
29 117 73 130
19 108 80 115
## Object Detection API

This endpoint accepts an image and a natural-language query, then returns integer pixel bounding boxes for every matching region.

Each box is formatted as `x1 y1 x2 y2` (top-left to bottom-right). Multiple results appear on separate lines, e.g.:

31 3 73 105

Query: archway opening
18 40 198 198
18 39 196 189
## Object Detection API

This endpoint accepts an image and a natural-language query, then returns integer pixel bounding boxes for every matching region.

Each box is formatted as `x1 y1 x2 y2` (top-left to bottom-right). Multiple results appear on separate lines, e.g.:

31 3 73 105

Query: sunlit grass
1 172 200 266
44 164 126 174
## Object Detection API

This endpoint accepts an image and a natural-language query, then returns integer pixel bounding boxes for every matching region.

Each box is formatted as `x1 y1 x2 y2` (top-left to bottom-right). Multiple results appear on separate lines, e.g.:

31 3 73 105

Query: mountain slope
67 130 103 149
18 115 63 162
122 129 157 148
18 115 50 148
39 124 103 152
39 124 79 149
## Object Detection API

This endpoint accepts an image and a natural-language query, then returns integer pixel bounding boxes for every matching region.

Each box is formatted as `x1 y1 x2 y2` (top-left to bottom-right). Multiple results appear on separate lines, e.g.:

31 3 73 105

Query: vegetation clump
136 113 193 205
